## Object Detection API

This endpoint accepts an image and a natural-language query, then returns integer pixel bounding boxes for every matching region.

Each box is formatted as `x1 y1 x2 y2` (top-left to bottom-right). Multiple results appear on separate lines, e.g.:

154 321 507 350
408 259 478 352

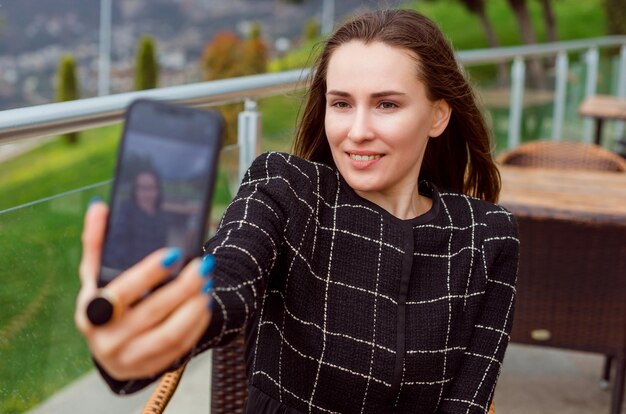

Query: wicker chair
142 333 497 413
496 140 626 172
511 214 626 414
499 140 626 414
142 336 247 414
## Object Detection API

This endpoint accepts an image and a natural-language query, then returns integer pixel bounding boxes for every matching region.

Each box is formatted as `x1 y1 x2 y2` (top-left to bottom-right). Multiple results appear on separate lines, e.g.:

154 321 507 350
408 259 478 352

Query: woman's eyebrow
326 90 350 97
371 90 406 98
326 90 406 98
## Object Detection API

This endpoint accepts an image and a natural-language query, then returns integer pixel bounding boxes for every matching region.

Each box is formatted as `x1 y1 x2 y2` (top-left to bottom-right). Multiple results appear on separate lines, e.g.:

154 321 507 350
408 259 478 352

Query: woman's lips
346 152 383 169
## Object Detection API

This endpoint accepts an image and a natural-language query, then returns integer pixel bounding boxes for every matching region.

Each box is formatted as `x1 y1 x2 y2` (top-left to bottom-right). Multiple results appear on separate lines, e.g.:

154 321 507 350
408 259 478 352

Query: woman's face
324 41 450 201
134 172 159 214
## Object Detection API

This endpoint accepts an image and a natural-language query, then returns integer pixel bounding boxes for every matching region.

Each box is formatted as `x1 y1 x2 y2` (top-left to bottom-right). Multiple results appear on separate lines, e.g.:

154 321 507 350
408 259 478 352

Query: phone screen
99 100 223 286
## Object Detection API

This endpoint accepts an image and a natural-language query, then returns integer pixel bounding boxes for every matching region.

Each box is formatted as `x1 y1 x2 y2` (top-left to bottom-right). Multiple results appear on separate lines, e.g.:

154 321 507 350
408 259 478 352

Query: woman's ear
429 100 452 138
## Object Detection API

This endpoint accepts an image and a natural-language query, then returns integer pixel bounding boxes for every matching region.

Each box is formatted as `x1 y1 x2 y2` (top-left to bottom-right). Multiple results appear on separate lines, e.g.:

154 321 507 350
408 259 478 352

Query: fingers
103 247 184 313
94 263 214 380
98 258 210 353
79 201 109 289
118 294 212 378
76 201 109 334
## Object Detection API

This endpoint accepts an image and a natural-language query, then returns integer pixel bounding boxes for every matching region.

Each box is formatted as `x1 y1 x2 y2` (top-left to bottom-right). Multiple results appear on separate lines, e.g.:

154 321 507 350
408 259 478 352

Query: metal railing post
614 45 626 140
237 98 261 183
583 47 599 143
551 52 569 140
508 57 526 149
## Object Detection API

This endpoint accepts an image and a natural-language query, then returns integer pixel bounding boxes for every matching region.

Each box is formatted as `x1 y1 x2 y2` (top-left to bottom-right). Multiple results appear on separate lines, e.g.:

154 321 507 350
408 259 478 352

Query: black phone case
97 99 224 287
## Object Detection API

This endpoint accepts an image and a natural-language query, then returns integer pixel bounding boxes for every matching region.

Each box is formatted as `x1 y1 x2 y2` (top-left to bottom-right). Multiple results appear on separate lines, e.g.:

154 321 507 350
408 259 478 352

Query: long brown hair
292 9 501 203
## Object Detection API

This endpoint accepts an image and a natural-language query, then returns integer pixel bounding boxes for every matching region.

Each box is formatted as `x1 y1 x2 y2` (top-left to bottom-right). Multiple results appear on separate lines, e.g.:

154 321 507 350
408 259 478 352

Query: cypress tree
303 18 320 43
56 54 80 144
241 22 268 75
134 35 159 90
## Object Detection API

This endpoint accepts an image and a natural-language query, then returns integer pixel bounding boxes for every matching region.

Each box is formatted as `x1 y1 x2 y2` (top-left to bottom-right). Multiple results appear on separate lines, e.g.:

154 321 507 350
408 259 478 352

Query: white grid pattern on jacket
198 152 519 413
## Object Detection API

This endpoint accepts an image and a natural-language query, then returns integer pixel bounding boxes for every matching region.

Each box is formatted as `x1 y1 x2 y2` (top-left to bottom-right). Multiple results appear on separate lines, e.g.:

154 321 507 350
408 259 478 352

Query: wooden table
499 165 626 414
499 165 626 224
579 95 626 146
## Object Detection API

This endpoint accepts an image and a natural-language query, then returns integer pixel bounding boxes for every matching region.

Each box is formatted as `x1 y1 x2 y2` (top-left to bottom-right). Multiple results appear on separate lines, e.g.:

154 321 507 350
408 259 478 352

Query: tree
605 0 626 35
538 0 557 43
507 0 546 88
240 22 268 75
458 0 508 86
201 27 269 145
303 17 320 43
56 54 80 144
201 32 243 81
134 35 159 90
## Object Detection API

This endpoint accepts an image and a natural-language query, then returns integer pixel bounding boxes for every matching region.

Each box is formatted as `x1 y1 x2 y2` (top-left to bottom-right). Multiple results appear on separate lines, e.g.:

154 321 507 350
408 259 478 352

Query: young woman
102 168 168 270
76 9 519 413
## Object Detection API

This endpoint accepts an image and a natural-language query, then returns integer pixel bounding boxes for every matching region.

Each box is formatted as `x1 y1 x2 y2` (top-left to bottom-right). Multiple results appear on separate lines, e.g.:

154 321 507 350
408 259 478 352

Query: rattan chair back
497 140 626 172
211 335 248 414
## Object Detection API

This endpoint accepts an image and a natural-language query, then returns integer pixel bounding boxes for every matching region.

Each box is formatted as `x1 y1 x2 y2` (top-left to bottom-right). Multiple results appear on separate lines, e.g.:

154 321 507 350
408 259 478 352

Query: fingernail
199 255 216 277
161 248 183 268
202 279 214 294
88 196 102 207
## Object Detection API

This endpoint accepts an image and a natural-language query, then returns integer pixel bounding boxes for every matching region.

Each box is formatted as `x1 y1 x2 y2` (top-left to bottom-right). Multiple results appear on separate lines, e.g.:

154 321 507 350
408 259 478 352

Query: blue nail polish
88 196 102 206
161 248 183 268
199 255 216 277
202 279 214 294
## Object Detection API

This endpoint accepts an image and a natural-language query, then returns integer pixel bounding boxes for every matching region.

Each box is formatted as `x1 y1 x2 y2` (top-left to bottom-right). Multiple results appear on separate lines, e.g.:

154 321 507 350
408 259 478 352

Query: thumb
76 200 109 333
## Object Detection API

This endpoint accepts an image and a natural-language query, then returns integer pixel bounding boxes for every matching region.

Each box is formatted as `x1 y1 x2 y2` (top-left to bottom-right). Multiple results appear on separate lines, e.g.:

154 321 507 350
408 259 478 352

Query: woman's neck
355 186 432 220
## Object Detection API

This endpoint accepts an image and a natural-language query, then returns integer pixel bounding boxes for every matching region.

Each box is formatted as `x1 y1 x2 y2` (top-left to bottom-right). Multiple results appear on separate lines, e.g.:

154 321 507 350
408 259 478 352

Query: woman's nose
347 109 375 142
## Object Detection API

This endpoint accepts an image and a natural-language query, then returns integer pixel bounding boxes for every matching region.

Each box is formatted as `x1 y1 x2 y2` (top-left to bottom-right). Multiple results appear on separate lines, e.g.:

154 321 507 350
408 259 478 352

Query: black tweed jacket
102 152 519 414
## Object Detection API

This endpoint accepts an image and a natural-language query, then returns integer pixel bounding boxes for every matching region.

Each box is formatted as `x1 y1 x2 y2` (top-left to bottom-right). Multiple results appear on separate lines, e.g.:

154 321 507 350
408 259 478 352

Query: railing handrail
0 69 311 144
1 35 625 145
457 35 626 64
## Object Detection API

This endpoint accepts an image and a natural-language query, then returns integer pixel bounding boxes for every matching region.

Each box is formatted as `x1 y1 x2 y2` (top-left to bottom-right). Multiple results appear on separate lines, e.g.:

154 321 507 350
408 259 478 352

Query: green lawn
0 198 96 413
0 126 120 212
0 1 611 411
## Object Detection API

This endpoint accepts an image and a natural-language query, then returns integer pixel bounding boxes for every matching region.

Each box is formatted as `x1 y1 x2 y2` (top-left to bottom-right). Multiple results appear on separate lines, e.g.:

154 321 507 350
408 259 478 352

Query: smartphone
97 99 224 288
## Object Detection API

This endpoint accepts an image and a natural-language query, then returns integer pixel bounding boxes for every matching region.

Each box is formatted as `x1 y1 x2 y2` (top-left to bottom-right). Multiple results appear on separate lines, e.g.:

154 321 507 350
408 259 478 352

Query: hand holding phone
85 99 223 327
76 202 214 380
75 99 224 379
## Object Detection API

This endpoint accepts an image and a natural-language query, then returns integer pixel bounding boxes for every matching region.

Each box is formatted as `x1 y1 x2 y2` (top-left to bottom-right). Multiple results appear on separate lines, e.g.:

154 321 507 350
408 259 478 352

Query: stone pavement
28 344 624 413
28 352 212 414
495 344 625 413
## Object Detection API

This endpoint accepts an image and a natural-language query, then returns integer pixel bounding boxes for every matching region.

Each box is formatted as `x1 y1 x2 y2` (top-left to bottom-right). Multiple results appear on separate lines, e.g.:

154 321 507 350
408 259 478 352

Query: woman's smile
347 151 384 169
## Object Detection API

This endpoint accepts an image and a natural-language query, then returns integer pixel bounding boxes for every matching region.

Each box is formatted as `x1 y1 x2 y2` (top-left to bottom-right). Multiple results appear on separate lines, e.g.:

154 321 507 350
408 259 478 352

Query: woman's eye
378 101 398 109
331 101 350 109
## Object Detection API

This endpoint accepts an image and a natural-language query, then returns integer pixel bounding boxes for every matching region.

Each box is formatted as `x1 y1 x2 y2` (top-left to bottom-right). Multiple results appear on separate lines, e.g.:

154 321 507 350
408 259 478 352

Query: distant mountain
0 0 404 109
0 0 403 56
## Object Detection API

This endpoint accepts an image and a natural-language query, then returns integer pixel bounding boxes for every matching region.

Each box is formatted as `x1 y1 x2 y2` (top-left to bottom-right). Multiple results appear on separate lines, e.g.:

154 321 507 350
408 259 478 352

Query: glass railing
0 182 107 413
0 144 241 414
472 53 624 152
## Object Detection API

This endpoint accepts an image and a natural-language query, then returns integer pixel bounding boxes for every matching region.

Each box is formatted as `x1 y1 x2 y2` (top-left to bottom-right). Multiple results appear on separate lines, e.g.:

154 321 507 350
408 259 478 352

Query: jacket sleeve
195 152 294 352
437 210 519 413
96 152 294 394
